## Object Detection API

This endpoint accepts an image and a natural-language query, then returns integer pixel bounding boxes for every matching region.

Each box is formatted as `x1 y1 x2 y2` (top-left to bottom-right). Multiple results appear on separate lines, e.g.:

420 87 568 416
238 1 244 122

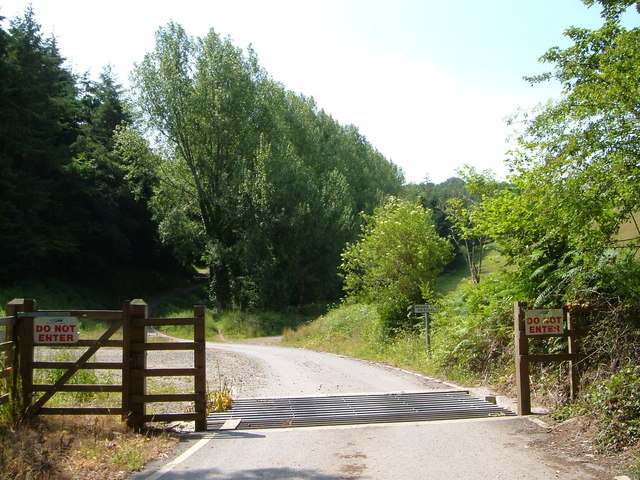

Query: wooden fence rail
3 298 207 431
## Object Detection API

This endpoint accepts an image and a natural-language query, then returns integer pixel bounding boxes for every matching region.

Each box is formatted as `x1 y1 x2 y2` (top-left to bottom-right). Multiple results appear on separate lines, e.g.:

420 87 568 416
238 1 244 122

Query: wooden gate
2 298 206 431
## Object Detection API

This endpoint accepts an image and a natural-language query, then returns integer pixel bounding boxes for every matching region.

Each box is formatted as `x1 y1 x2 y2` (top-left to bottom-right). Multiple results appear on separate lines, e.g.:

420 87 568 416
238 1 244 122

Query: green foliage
128 22 403 310
340 197 453 333
0 283 119 316
0 8 80 280
0 8 185 290
582 365 640 451
429 270 523 382
486 11 640 306
402 177 468 249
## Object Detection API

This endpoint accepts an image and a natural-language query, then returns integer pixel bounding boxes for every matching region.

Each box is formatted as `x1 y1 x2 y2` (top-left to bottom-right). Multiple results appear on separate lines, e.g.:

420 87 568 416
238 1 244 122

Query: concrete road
132 342 613 480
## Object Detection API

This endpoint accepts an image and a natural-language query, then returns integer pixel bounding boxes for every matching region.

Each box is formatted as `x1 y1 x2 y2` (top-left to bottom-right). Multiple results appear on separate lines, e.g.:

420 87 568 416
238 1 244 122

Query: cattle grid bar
208 390 515 430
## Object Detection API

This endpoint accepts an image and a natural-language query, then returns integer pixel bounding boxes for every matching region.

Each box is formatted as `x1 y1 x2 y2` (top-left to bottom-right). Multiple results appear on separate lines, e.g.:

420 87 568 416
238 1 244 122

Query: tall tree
0 7 80 280
341 197 453 332
481 1 640 304
131 23 263 306
128 23 403 309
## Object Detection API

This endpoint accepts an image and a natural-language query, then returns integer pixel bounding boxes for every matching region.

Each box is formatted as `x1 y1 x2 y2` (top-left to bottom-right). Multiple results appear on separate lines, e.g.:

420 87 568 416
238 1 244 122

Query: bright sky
0 0 631 183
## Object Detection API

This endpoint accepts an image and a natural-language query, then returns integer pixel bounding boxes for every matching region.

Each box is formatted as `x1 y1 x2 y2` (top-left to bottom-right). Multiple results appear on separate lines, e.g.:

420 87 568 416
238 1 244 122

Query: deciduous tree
340 197 453 332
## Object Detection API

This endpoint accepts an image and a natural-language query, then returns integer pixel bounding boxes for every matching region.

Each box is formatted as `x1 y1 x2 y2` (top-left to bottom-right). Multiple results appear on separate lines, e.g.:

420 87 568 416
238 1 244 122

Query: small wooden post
121 300 131 423
5 299 21 413
514 301 531 415
7 299 36 420
193 305 207 431
126 299 148 431
567 307 580 401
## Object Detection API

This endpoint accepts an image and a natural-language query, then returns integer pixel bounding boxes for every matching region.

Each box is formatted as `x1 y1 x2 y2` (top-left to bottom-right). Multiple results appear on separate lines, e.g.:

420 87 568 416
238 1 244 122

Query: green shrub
429 270 524 382
585 365 640 451
340 197 453 334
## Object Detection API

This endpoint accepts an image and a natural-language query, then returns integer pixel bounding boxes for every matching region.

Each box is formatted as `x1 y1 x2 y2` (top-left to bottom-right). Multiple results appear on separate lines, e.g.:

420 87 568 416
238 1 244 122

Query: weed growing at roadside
205 364 233 413
206 381 232 413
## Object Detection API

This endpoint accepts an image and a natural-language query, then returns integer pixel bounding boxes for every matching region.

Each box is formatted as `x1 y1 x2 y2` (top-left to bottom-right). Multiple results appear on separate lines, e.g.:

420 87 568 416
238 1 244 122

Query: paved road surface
132 342 614 480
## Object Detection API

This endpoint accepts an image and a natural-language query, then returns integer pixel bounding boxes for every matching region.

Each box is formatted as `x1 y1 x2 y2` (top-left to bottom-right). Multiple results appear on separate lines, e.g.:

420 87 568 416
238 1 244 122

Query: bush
340 197 453 334
585 365 640 451
429 270 523 382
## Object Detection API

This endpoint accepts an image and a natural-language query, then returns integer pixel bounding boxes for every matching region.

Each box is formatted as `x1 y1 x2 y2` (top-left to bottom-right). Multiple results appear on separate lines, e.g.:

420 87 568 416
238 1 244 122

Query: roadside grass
283 303 445 382
434 245 502 295
282 253 503 384
213 306 327 339
0 415 178 480
152 284 328 340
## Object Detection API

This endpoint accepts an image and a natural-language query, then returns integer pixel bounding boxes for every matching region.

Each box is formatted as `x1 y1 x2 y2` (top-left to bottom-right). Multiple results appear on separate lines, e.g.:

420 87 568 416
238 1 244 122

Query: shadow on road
154 466 347 480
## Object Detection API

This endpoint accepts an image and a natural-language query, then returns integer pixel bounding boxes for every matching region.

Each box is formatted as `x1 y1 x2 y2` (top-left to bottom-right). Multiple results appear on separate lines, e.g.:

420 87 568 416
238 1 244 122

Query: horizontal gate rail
40 407 123 415
143 413 202 423
125 302 207 431
131 342 204 352
35 309 124 321
131 393 201 402
32 384 123 393
131 368 200 377
74 339 123 348
0 317 14 327
32 361 124 369
143 317 200 326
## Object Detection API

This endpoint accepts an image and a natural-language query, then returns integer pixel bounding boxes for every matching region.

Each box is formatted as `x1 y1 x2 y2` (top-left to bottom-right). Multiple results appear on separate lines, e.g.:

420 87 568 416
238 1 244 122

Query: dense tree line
0 9 406 304
121 22 404 309
0 9 181 290
0 8 478 312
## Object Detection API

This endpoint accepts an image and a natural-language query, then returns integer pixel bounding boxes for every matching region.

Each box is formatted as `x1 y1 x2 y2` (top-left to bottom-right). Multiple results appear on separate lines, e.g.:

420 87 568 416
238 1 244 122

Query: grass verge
0 416 178 480
283 303 446 383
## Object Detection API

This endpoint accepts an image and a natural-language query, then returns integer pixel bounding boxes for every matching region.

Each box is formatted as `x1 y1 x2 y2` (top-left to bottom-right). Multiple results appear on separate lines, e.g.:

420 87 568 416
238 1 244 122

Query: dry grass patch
0 416 179 480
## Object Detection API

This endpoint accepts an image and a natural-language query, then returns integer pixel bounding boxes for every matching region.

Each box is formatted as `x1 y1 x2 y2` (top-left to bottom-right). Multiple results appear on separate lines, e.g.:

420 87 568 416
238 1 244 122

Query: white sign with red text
524 309 564 336
34 316 79 344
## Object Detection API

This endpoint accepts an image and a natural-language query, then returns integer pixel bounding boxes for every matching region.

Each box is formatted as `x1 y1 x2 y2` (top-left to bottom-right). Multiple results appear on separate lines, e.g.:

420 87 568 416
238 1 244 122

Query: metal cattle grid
207 390 515 430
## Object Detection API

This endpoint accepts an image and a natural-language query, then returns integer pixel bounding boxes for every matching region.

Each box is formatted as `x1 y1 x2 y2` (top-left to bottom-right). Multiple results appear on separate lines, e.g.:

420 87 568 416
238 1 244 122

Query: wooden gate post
6 298 36 421
124 299 148 431
514 301 531 415
193 305 207 431
567 308 581 401
122 300 131 424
